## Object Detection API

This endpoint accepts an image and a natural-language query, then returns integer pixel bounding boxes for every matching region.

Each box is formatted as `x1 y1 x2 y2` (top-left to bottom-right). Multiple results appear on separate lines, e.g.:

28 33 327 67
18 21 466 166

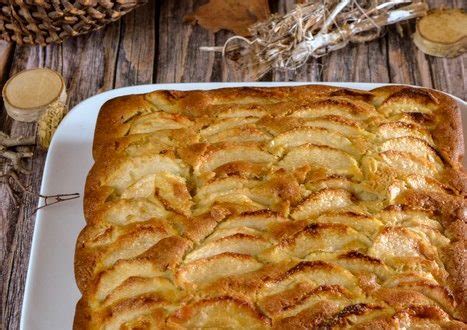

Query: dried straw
201 0 428 79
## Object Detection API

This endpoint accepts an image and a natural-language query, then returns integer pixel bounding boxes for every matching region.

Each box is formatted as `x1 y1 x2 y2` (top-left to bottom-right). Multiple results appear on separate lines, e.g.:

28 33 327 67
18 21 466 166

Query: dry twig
31 193 80 215
0 131 34 174
202 0 428 79
1 131 80 211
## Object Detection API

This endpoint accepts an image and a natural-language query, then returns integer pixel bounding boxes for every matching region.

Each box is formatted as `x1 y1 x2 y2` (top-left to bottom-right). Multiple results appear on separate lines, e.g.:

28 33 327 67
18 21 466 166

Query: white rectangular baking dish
20 82 466 329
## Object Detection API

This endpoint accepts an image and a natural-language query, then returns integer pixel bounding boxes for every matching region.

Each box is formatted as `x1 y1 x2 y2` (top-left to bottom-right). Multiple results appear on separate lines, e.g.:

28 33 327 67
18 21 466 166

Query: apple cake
74 85 466 329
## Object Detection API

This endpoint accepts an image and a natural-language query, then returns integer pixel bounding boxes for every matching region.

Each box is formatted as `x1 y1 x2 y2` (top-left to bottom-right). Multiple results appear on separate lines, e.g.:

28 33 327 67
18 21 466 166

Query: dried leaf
185 0 270 36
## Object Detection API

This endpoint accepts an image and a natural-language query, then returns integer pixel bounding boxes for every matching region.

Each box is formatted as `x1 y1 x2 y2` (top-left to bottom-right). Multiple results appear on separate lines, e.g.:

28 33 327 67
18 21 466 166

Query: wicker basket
0 0 146 45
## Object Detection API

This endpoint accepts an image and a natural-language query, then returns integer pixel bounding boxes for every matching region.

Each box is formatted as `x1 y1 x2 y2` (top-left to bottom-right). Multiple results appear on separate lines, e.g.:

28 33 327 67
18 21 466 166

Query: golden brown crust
92 95 155 160
371 85 466 320
75 84 466 329
371 85 464 169
73 298 92 330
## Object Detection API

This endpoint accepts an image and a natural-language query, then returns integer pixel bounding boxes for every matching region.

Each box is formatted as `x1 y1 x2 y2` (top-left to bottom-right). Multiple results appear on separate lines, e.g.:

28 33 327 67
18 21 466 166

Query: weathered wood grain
115 2 157 88
0 22 123 330
0 44 43 330
0 0 465 328
210 30 251 82
322 38 390 83
387 23 433 86
430 55 466 99
0 41 14 84
156 0 216 83
60 24 121 107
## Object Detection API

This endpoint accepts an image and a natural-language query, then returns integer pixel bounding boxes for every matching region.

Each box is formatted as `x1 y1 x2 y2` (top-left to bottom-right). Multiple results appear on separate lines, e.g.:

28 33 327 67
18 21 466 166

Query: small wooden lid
417 9 466 45
413 9 467 58
3 68 66 122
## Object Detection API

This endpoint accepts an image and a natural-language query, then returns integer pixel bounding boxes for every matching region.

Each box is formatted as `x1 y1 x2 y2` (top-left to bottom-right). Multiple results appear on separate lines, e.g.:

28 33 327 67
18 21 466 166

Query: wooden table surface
0 0 465 328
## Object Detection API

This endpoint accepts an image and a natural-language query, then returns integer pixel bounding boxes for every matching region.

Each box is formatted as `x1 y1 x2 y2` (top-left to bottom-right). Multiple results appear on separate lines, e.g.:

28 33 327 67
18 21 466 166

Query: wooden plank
0 22 121 329
0 44 43 330
115 2 156 88
429 55 466 99
59 24 121 106
322 38 390 83
156 0 215 83
0 41 14 85
386 23 433 87
210 30 261 82
272 61 322 83
0 40 16 329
